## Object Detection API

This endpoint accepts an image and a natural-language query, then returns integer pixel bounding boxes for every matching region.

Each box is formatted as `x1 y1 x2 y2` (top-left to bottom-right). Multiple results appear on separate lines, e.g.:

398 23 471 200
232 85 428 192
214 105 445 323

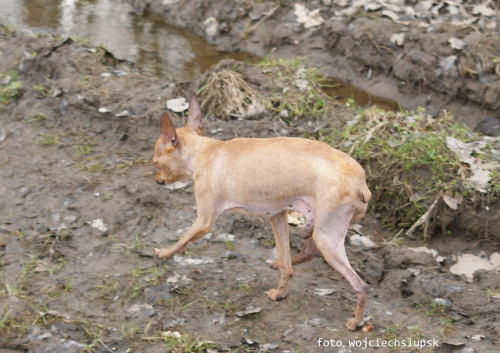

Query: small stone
144 284 171 301
212 233 236 243
208 313 226 325
458 347 475 353
349 234 375 250
433 298 452 307
60 196 75 207
204 17 219 42
125 304 155 318
164 317 186 327
261 343 279 351
16 187 31 198
236 306 262 317
0 129 7 142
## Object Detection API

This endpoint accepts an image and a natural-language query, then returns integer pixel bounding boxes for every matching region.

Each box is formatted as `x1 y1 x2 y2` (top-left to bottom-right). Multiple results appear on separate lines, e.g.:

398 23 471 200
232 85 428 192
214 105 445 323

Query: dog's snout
156 179 165 185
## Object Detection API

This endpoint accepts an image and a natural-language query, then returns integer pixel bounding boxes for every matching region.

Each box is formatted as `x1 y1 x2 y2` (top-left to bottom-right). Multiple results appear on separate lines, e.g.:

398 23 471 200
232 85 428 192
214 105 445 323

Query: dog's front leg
155 210 214 259
266 210 293 301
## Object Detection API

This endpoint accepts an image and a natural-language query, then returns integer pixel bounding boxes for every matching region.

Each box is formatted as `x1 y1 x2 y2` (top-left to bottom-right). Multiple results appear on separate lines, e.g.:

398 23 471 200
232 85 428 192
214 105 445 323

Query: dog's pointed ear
186 95 204 135
160 111 178 147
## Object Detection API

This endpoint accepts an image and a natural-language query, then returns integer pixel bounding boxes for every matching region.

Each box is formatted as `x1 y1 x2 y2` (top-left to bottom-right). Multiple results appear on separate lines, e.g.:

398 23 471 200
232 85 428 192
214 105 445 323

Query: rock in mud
211 232 236 243
0 128 7 142
35 339 86 353
203 17 219 42
60 196 75 207
433 297 452 308
144 284 171 301
413 274 462 298
172 254 215 266
125 303 156 319
477 117 500 137
349 234 375 250
380 269 414 298
236 306 262 317
381 245 437 268
260 342 279 351
164 317 186 327
208 313 226 325
16 187 31 198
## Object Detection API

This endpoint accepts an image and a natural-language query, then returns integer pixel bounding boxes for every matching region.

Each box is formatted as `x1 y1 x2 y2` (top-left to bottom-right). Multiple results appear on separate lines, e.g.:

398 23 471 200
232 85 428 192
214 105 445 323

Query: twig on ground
406 192 442 237
233 5 280 45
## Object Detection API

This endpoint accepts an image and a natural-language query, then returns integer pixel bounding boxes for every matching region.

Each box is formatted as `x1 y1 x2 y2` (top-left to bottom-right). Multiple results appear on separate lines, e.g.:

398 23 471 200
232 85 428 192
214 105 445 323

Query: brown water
0 0 399 109
0 0 255 82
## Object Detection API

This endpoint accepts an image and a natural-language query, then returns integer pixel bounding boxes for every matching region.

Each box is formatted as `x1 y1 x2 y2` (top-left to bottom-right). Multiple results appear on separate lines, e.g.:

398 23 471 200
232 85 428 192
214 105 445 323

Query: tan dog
153 96 372 330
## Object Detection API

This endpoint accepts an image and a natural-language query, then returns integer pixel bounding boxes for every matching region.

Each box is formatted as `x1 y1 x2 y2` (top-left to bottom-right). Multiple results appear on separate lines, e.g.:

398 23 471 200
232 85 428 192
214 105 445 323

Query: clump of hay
199 69 265 120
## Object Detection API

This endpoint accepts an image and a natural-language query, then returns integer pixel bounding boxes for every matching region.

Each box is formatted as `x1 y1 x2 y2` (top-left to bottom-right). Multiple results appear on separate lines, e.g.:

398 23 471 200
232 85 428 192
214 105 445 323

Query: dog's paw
265 288 287 301
155 247 175 259
345 318 363 331
266 259 279 270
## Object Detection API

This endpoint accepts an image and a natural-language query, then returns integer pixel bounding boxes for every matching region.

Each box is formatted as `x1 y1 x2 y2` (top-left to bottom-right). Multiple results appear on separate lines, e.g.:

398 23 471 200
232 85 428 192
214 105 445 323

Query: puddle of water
0 0 400 109
0 0 256 82
321 77 400 111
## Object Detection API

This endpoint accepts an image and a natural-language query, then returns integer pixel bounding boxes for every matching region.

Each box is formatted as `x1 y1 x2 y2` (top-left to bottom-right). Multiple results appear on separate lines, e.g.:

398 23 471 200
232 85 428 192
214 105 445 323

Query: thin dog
153 96 371 330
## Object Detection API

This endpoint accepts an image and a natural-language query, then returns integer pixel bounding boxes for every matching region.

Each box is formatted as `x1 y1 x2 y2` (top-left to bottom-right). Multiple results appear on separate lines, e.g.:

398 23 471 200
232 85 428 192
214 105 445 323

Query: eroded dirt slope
143 0 500 130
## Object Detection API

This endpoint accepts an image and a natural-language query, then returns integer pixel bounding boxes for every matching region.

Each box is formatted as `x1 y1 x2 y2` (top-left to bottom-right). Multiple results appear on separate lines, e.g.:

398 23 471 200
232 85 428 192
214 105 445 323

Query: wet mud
0 27 499 352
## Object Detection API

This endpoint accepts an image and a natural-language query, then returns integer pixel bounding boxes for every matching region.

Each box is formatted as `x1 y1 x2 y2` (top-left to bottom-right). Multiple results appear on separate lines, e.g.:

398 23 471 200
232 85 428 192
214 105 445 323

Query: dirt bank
142 0 500 131
0 25 499 353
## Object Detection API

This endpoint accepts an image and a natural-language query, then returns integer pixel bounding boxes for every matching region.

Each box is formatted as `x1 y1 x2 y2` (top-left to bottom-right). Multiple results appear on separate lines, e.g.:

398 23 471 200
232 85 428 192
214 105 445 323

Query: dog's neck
177 128 215 178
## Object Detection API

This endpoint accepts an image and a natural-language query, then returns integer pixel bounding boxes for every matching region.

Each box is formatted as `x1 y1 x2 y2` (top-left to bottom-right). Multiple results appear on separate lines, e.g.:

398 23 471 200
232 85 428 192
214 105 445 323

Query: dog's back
189 134 371 219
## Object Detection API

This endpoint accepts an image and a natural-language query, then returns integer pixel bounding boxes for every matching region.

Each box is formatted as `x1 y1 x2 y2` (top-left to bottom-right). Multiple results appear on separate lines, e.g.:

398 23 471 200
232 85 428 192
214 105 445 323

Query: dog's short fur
153 96 372 330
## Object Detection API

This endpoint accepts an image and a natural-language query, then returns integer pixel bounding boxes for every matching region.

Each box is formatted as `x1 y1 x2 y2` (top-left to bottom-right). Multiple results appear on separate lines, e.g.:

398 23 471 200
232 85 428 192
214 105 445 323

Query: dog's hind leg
267 236 319 270
266 210 293 301
313 205 367 331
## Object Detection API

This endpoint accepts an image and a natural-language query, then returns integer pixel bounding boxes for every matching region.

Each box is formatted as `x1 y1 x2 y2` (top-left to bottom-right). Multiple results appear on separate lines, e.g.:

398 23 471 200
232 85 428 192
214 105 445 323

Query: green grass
323 107 499 233
258 57 333 120
163 332 216 353
0 71 22 103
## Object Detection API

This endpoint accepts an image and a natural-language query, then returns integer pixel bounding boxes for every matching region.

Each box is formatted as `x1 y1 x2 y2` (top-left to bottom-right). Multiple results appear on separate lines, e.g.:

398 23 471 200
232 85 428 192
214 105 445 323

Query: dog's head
153 95 204 185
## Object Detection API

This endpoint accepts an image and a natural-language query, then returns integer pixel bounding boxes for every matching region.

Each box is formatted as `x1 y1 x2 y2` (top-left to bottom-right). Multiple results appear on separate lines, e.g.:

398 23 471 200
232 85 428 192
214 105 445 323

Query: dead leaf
446 137 493 192
236 306 262 317
314 288 336 296
293 4 324 28
162 331 182 339
362 325 373 332
448 37 465 50
450 253 500 282
164 181 190 190
472 3 495 16
410 246 445 263
166 97 189 112
471 334 485 341
365 3 381 11
89 219 107 232
39 310 71 320
390 33 405 46
381 10 399 21
288 210 305 226
442 194 463 210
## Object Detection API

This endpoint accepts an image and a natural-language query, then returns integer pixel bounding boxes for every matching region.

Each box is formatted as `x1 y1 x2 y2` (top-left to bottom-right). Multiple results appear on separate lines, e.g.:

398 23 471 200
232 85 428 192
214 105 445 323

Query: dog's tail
353 183 371 220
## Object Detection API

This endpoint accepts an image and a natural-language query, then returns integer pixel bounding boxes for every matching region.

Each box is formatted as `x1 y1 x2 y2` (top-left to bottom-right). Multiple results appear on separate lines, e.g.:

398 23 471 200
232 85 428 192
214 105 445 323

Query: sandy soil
0 14 499 353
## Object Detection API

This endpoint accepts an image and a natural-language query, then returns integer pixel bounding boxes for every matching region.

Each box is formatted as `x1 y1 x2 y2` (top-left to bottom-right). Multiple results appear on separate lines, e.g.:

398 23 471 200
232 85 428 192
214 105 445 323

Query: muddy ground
0 15 499 353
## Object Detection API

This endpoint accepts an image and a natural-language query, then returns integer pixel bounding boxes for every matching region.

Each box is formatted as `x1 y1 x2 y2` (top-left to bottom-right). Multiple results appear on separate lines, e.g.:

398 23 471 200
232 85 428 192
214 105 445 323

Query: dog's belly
224 197 314 220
